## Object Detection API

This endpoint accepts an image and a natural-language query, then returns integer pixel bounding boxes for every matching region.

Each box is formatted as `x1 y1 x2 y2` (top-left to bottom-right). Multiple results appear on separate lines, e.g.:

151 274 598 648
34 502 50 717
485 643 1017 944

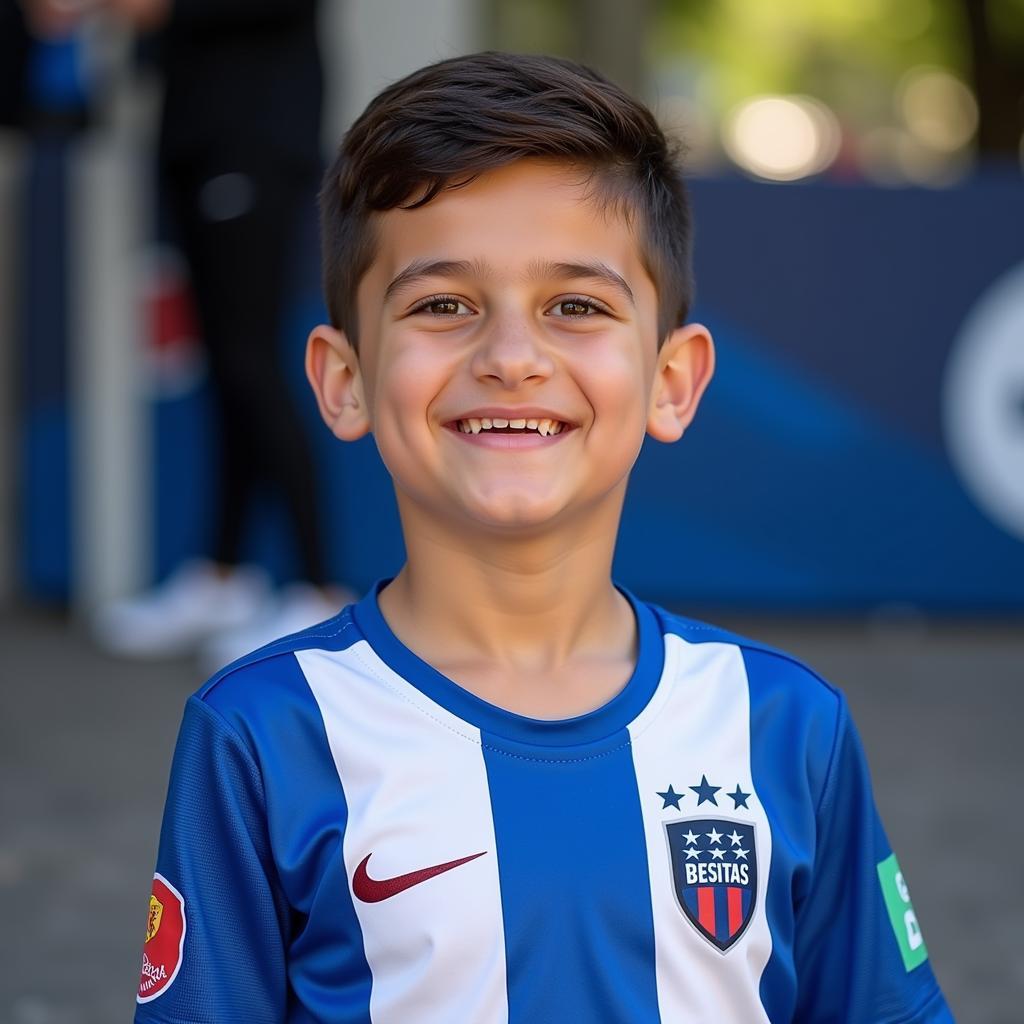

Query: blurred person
1 2 31 128
133 53 952 1022
82 0 353 663
8 1 96 605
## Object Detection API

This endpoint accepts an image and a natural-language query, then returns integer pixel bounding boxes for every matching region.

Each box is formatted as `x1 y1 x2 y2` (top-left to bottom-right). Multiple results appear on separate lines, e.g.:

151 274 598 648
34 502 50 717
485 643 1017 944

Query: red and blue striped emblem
665 818 757 952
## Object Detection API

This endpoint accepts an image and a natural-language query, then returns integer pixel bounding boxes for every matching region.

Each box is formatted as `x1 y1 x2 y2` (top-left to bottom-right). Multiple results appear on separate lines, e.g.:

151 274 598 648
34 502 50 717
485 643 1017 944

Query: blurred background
0 0 1022 1020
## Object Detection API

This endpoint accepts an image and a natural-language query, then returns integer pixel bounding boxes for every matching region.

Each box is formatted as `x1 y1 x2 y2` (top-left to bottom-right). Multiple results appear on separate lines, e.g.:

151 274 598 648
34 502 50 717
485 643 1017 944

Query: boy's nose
470 316 555 389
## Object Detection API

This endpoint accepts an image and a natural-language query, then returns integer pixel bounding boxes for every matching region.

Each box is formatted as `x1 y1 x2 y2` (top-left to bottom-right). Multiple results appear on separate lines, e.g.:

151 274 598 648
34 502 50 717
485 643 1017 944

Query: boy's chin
453 489 575 534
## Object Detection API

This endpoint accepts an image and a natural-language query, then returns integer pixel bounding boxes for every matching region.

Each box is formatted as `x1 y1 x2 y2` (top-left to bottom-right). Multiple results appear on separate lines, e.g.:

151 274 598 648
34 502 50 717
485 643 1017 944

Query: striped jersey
135 583 953 1023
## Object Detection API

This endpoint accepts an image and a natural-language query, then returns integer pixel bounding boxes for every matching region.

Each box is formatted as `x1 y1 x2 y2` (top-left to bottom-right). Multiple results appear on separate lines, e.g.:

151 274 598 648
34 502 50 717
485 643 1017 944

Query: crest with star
663 815 759 952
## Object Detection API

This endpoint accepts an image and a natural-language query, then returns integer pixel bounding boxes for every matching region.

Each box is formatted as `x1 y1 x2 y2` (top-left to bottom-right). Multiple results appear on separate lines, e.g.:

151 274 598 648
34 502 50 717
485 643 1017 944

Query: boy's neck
376 500 638 718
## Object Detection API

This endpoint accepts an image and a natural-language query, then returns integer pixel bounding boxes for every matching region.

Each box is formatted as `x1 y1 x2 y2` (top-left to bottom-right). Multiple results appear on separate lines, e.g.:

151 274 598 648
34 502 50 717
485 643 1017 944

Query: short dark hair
320 51 693 346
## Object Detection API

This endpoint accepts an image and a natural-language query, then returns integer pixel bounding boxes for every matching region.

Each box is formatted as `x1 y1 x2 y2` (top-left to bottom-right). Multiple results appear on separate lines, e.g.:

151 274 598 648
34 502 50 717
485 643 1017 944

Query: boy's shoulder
193 596 845 713
190 605 364 728
188 594 848 779
647 602 849 797
650 601 843 711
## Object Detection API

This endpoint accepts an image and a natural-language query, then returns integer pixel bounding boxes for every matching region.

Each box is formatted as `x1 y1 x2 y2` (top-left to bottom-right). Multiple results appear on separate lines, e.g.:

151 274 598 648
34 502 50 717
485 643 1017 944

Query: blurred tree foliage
488 0 1024 159
654 0 1023 158
655 0 967 122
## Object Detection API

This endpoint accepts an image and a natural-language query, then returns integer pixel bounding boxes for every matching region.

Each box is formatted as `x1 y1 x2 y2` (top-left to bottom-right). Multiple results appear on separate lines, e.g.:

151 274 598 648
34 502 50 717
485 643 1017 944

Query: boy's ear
305 324 371 441
647 322 715 443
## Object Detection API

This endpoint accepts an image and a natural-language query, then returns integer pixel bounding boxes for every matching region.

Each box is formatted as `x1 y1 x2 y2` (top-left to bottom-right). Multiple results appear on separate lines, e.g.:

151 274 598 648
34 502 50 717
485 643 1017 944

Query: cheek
372 340 453 448
584 347 651 428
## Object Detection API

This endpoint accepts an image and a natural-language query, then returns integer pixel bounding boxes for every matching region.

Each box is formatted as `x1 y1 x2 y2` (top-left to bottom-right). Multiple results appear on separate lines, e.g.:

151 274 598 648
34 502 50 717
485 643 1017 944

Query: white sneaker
91 560 272 658
199 582 356 674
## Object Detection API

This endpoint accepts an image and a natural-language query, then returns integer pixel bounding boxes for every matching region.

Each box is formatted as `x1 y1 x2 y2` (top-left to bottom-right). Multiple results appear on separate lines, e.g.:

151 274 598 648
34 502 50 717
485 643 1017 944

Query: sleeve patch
137 873 187 1002
877 853 929 972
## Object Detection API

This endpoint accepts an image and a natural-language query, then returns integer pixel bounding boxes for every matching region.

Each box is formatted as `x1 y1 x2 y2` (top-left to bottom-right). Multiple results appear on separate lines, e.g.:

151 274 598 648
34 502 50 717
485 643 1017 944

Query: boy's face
308 159 712 536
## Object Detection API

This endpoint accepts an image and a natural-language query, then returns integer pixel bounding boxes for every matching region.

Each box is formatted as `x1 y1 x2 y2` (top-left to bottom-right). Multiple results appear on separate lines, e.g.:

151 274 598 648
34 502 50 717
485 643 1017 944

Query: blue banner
26 174 1023 609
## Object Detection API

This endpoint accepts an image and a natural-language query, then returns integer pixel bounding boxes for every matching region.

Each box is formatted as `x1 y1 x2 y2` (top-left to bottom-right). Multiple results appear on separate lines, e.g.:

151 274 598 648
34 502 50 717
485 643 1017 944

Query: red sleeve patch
137 873 187 1002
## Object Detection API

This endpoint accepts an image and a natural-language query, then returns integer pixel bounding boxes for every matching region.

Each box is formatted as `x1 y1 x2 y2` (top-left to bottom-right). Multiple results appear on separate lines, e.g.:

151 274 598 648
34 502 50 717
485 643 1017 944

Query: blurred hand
101 0 171 31
20 0 100 37
20 0 170 36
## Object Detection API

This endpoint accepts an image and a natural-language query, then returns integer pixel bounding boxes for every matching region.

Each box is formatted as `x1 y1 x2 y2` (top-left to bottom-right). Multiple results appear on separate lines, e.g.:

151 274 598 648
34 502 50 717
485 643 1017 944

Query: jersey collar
351 579 665 748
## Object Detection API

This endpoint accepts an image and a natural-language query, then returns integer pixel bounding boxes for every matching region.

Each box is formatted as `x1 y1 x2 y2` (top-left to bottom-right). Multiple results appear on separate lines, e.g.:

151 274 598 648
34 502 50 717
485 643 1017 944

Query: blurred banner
621 175 1024 609
83 175 1024 611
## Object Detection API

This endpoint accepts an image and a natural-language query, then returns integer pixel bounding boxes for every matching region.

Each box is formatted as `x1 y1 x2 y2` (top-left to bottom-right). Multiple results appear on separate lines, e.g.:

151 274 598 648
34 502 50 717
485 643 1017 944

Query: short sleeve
134 696 288 1023
792 700 954 1023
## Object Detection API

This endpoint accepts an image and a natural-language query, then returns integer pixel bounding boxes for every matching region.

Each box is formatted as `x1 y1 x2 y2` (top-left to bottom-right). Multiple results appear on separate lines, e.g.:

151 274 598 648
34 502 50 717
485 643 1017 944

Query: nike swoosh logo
352 850 487 903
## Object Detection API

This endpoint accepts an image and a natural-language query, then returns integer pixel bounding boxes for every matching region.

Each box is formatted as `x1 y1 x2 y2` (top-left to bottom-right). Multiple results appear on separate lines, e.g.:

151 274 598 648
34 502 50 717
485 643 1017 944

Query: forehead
358 159 655 304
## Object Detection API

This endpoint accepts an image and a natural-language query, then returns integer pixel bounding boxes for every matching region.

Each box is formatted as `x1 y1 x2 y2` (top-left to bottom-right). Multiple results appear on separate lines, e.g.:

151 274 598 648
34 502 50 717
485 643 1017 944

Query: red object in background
143 246 206 397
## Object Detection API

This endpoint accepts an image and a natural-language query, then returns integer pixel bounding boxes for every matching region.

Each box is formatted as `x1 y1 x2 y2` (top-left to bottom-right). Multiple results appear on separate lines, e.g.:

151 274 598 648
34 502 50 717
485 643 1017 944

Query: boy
135 52 953 1023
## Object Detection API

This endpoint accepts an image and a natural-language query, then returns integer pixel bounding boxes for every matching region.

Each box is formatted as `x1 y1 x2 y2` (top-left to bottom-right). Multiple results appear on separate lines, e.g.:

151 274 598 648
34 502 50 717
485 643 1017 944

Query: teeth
456 416 568 435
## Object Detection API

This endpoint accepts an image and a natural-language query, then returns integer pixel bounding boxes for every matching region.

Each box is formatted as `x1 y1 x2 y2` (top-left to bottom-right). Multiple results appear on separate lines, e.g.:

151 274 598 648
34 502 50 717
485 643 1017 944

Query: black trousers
164 159 326 585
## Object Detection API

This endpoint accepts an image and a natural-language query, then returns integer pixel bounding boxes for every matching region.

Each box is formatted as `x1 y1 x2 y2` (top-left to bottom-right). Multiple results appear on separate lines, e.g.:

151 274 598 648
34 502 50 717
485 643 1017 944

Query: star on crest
685 847 701 860
682 829 699 845
733 847 749 860
710 847 726 860
656 785 684 810
705 827 723 844
727 784 751 809
690 774 721 806
728 830 743 846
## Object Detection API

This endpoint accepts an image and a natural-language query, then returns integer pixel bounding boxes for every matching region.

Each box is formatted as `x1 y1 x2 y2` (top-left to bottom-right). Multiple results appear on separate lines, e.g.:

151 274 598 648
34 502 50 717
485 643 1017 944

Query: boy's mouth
452 416 570 437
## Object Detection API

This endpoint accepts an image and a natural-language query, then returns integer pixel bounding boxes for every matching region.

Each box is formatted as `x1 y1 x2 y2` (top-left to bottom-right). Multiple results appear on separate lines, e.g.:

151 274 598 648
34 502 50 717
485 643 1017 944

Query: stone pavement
1 606 1021 1022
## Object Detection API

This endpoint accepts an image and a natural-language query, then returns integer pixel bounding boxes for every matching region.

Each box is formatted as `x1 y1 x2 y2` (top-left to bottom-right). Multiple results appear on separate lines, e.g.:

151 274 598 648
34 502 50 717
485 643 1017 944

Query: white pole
69 46 156 614
322 0 482 143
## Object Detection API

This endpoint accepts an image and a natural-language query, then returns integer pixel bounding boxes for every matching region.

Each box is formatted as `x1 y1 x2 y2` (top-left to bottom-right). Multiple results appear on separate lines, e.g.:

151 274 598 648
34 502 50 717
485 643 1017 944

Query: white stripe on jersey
296 643 509 1024
628 634 773 1023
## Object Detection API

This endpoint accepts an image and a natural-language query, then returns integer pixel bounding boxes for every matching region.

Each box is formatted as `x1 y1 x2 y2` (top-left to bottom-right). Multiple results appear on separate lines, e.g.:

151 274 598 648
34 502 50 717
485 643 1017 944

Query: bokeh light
722 95 841 182
898 66 978 153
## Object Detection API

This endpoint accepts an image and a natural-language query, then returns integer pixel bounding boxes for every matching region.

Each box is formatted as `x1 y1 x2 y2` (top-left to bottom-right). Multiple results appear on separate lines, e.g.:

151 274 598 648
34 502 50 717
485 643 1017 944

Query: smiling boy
135 53 952 1023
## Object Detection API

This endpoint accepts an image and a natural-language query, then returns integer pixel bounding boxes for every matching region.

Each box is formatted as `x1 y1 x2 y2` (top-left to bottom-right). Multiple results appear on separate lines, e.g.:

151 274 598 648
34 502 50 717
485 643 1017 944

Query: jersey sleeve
135 695 289 1023
792 697 954 1023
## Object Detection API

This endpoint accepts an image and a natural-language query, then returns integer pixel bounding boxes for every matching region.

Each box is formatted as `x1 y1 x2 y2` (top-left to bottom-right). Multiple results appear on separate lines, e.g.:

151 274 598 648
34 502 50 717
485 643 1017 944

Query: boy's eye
549 297 606 318
412 295 473 316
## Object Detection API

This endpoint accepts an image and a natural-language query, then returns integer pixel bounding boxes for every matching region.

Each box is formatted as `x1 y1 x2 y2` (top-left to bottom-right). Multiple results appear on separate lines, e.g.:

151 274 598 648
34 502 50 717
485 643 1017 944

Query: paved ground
1 605 1021 1022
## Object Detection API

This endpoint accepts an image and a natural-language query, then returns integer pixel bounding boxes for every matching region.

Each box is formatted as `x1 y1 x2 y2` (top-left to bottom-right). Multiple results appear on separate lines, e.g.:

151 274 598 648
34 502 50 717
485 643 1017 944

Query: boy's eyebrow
528 260 635 306
383 259 486 303
383 257 635 306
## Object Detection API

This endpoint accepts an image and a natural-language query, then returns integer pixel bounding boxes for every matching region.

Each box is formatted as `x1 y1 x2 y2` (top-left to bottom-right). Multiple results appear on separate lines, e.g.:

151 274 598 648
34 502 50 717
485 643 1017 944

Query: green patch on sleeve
877 852 929 972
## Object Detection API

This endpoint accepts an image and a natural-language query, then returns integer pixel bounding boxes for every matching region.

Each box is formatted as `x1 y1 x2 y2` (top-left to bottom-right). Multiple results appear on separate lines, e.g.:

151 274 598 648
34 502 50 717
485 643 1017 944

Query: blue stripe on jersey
741 646 839 1024
481 730 660 1024
202 648 374 1024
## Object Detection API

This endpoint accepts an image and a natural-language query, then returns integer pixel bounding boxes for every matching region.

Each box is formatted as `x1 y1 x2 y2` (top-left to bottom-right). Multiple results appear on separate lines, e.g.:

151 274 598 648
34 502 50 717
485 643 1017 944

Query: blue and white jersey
135 583 953 1023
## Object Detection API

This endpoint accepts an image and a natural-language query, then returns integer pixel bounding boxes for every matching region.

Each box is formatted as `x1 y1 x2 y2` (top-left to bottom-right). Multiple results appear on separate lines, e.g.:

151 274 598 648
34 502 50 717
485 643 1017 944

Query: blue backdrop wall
23 174 1024 609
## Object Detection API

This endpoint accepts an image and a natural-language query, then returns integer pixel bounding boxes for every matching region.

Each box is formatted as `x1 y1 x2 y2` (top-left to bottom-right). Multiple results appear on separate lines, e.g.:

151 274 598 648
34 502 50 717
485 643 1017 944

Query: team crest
137 873 186 1003
665 818 757 952
146 895 163 942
